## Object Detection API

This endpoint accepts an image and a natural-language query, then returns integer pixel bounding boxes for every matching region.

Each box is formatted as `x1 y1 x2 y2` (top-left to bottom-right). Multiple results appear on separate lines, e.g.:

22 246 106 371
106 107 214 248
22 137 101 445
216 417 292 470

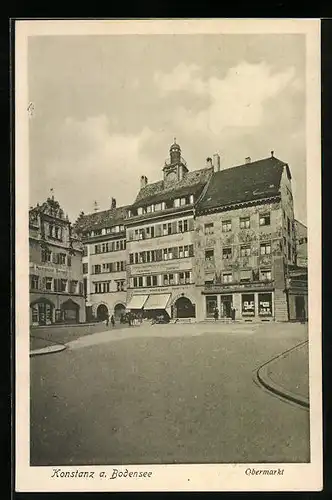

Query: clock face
167 170 177 182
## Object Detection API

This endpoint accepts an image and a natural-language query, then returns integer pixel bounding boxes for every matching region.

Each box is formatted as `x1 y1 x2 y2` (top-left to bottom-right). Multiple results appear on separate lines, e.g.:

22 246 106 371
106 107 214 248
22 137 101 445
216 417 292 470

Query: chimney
245 156 251 164
111 197 116 209
206 157 213 169
94 200 99 212
213 153 221 172
140 175 148 188
271 150 274 158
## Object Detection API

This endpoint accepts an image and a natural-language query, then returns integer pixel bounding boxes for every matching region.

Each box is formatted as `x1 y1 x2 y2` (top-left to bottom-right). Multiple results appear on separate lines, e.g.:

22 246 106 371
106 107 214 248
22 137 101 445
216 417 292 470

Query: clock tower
163 139 189 186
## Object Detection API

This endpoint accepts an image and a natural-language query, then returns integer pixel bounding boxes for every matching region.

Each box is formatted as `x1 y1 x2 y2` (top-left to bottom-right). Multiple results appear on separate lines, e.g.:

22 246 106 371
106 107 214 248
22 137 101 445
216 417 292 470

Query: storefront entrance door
295 296 305 320
220 295 232 318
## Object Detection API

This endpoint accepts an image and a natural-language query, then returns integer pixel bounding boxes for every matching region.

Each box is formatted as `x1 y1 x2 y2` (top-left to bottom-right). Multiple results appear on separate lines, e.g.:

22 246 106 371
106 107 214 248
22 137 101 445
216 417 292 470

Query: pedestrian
128 312 132 326
105 312 109 327
214 307 219 321
231 305 236 321
111 314 115 328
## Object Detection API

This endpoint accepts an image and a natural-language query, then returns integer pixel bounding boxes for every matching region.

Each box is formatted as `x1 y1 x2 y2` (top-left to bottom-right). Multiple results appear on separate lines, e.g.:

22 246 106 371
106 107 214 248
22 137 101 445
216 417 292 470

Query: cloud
154 61 301 135
44 115 158 219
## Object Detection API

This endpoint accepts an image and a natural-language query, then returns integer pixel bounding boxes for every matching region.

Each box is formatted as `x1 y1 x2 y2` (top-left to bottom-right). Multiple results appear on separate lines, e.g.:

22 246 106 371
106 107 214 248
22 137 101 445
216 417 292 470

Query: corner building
194 153 298 322
29 197 86 325
125 140 213 320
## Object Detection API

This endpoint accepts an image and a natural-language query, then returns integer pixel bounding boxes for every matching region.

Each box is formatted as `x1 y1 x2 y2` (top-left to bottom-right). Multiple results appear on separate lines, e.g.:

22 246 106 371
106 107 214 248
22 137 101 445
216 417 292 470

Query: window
222 220 232 232
116 280 125 292
94 264 101 274
120 261 125 271
67 255 72 266
259 213 270 226
94 229 102 236
54 226 59 239
30 275 39 290
180 197 186 206
185 271 191 284
95 244 101 254
138 277 143 287
204 223 214 235
48 224 54 237
41 249 52 262
102 243 109 253
260 269 272 281
258 293 272 316
83 246 88 257
69 280 78 294
169 274 175 285
45 278 53 290
163 249 168 261
189 195 194 204
83 263 88 274
146 276 152 287
179 246 184 259
129 253 134 264
102 263 111 273
260 242 271 255
163 274 169 286
184 245 189 258
60 279 67 292
154 203 162 211
240 217 250 229
240 245 251 257
222 247 232 259
183 220 188 232
242 293 255 316
179 272 185 285
205 249 214 261
240 270 252 282
152 275 158 286
174 198 180 208
223 272 233 283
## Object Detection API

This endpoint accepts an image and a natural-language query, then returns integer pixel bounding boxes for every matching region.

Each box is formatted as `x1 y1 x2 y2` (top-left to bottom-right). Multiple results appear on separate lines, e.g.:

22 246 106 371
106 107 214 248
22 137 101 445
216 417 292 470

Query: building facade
76 141 307 323
74 200 129 322
29 196 86 325
125 140 213 320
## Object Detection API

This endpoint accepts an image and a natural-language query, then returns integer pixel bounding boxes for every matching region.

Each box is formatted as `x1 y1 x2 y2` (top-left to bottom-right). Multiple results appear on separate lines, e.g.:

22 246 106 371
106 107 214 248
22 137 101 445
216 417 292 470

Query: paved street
30 322 310 465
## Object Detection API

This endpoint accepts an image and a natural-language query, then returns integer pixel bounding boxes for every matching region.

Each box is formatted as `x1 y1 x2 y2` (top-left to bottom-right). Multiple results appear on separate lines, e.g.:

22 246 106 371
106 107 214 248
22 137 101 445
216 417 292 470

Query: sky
28 34 306 224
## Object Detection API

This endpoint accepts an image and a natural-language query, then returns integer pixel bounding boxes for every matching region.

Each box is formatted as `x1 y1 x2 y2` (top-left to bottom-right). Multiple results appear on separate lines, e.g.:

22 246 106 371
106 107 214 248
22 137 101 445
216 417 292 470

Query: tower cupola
169 138 181 164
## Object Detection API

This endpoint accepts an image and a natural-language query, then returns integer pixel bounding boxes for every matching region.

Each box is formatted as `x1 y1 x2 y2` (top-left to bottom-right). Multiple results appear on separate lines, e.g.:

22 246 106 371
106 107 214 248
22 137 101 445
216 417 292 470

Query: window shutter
41 277 46 290
173 247 179 259
156 249 163 261
155 224 162 237
188 218 194 231
171 221 177 234
189 244 194 257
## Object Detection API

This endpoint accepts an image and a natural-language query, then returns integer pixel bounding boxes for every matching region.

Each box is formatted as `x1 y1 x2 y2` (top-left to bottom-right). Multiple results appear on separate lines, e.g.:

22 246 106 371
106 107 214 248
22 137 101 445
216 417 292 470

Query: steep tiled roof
197 156 287 212
74 205 129 233
132 167 213 208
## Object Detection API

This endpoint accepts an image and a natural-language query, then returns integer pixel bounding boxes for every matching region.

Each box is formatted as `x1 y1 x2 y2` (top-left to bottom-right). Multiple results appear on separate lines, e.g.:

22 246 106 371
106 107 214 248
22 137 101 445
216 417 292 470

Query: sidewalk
256 341 309 408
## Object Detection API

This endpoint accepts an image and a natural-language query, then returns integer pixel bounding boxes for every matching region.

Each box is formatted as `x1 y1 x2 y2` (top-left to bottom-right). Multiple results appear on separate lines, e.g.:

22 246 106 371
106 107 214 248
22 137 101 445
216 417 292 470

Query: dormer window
174 198 180 208
180 197 187 206
189 194 194 204
137 207 144 216
154 203 162 211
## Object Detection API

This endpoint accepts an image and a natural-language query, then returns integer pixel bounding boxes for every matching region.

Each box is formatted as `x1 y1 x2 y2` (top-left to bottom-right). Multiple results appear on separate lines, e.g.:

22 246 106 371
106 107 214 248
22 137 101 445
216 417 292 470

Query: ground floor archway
30 298 55 325
114 303 126 319
173 296 196 319
96 303 109 321
61 299 80 324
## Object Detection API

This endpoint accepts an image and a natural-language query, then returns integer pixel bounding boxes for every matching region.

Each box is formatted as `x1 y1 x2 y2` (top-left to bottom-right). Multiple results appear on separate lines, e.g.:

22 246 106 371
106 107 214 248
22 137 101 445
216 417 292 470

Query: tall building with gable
29 196 86 325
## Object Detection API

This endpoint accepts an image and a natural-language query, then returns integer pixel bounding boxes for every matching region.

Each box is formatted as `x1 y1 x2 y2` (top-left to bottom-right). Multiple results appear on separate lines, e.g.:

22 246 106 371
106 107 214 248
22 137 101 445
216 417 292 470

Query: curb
30 344 68 357
255 341 309 409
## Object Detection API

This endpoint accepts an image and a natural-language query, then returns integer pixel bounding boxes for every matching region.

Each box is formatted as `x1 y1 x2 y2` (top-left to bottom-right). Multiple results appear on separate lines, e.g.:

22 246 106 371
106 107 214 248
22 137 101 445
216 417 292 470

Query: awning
144 294 171 311
126 295 149 310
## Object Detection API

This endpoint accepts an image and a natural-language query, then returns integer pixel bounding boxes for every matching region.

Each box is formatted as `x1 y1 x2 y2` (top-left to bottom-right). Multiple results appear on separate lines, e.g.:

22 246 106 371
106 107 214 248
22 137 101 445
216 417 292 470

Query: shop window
258 293 272 316
260 242 271 255
259 213 270 226
240 245 251 257
222 247 232 259
206 295 218 318
242 293 255 316
240 217 250 229
222 220 232 232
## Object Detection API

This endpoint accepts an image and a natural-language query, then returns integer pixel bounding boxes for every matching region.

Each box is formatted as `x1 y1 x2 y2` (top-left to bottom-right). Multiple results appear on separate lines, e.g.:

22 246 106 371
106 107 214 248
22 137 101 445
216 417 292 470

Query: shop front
126 293 172 322
30 298 55 326
204 289 274 321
